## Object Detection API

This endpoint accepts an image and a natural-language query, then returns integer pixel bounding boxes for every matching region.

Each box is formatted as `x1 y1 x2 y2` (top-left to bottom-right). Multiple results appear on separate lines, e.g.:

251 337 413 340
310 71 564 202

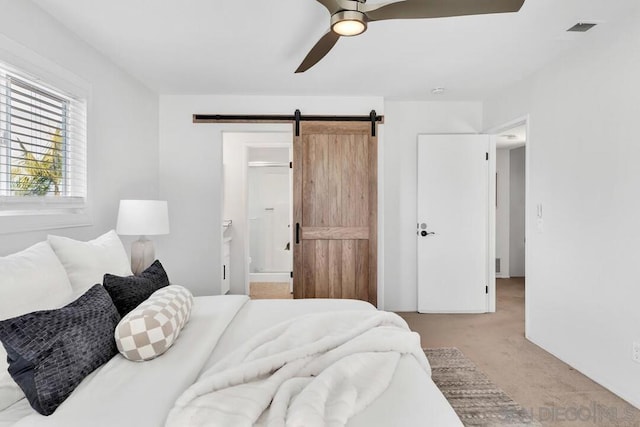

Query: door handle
295 223 300 244
420 230 436 237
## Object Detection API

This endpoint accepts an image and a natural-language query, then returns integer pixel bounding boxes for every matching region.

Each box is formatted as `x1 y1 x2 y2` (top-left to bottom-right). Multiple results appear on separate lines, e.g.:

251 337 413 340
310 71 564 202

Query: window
0 62 87 211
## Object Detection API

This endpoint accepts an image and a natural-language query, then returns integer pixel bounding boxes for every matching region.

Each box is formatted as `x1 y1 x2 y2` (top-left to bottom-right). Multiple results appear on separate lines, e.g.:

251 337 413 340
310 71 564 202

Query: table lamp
116 200 170 275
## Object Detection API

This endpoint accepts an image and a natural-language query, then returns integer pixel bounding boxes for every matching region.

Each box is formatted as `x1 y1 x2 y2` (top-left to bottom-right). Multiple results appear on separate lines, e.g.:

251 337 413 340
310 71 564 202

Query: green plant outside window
11 129 63 196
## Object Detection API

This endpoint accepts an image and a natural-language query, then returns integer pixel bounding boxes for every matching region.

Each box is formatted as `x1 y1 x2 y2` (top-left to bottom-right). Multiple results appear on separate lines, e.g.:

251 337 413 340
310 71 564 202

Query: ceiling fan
296 0 526 73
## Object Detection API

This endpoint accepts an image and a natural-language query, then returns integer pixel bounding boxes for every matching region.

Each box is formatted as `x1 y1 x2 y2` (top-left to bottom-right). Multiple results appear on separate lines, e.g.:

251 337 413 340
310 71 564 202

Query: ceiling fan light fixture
331 11 367 36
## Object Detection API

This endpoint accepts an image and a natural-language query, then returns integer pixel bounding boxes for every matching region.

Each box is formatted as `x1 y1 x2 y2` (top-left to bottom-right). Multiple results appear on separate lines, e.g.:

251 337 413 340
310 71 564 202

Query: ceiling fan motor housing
331 10 367 36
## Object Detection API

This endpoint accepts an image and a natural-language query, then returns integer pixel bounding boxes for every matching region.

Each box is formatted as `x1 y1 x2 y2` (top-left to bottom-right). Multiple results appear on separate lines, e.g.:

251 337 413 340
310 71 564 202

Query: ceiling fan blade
295 30 341 73
364 0 525 21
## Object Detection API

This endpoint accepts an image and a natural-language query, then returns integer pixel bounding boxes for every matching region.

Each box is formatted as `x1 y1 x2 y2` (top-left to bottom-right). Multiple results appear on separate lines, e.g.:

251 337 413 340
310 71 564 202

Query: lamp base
131 237 155 275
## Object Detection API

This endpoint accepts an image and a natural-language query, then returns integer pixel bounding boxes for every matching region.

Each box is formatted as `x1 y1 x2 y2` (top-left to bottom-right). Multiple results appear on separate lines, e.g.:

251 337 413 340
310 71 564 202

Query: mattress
0 296 462 427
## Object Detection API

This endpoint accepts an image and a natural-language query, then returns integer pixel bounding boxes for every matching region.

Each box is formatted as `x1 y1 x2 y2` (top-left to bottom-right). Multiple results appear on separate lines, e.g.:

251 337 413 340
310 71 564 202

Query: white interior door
417 134 489 313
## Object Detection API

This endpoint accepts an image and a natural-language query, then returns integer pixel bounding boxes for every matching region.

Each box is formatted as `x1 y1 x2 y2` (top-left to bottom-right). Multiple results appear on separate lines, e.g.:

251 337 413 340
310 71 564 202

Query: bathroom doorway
247 146 292 299
222 131 293 299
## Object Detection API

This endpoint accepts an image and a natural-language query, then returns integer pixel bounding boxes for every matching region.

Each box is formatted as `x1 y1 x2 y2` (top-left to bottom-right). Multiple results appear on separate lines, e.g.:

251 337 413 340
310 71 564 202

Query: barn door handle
295 223 300 244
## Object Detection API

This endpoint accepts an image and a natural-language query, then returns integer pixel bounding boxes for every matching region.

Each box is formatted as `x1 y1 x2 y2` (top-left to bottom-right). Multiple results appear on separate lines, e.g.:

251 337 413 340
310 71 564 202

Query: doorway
247 147 293 299
222 132 293 299
492 119 528 317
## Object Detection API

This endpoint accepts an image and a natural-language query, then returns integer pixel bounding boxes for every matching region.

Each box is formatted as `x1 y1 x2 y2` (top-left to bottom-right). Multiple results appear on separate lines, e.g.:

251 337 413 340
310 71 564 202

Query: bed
0 233 462 426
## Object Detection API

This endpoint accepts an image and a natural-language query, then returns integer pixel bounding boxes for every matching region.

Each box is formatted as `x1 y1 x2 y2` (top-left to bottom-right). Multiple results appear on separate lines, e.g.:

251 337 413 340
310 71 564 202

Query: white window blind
0 63 87 209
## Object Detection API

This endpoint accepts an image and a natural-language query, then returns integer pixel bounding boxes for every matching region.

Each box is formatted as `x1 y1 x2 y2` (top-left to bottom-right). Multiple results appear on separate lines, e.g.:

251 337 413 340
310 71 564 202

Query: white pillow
0 370 24 411
0 241 74 410
48 230 132 296
0 241 73 320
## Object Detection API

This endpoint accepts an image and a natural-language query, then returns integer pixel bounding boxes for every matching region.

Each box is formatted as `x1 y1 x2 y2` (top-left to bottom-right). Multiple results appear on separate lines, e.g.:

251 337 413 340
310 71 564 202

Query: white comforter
166 310 430 427
1 297 461 427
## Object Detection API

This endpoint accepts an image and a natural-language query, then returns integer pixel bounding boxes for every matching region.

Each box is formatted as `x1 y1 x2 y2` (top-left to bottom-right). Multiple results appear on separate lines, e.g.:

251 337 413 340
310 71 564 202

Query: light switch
536 203 544 232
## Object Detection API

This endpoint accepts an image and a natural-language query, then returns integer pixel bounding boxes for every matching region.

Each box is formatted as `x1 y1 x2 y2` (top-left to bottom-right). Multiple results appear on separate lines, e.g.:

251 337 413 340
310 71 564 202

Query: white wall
248 147 289 163
222 133 291 295
159 97 484 308
0 1 158 256
496 149 511 278
483 8 640 408
158 95 384 298
247 165 291 274
383 101 483 311
509 146 525 277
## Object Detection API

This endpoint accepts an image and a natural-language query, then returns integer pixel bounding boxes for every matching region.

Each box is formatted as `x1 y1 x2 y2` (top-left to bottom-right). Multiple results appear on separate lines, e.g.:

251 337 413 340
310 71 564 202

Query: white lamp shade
116 200 170 236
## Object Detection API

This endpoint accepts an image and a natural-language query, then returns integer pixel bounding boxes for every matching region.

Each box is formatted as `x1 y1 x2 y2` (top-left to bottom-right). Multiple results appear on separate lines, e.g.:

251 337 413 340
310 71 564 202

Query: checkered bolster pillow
114 285 193 361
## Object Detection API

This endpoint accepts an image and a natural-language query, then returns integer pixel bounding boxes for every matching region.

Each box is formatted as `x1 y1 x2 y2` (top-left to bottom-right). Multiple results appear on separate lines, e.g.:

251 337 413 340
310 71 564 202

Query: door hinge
485 152 489 161
289 161 292 169
290 271 293 278
485 285 489 294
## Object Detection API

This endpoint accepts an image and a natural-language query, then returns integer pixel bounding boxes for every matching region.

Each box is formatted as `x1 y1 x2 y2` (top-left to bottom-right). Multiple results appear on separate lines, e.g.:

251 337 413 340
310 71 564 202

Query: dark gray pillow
0 284 120 415
103 260 170 317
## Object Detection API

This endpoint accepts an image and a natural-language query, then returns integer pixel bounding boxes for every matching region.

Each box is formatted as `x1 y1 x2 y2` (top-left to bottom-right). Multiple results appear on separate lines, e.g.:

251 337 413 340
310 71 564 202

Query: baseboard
496 274 511 279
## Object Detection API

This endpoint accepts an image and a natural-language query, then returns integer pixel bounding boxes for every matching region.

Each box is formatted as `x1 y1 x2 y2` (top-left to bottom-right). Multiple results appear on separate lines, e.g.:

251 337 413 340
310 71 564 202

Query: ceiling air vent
567 23 597 32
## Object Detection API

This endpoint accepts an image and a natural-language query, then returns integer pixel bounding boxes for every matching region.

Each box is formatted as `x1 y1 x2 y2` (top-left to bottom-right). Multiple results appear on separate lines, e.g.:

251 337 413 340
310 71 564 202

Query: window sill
0 208 92 235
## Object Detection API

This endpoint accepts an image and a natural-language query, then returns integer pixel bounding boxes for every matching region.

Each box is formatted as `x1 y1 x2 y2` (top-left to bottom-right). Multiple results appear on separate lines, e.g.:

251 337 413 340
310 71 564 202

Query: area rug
425 347 540 426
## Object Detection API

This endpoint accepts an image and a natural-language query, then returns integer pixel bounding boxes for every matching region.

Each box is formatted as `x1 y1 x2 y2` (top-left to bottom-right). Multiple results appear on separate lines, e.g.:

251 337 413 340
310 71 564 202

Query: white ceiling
496 123 526 149
32 0 637 99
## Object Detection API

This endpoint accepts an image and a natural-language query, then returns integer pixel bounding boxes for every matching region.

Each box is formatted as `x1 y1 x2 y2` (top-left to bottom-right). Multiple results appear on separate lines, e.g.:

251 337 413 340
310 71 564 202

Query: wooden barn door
293 121 377 306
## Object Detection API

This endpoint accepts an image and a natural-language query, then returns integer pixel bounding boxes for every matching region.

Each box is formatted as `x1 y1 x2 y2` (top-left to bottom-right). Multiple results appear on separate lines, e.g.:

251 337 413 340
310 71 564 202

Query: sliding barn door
293 122 377 306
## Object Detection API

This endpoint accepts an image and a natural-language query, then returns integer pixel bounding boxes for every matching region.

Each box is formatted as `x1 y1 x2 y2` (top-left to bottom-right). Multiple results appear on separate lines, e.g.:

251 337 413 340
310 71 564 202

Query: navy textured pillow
0 284 120 416
103 260 170 317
